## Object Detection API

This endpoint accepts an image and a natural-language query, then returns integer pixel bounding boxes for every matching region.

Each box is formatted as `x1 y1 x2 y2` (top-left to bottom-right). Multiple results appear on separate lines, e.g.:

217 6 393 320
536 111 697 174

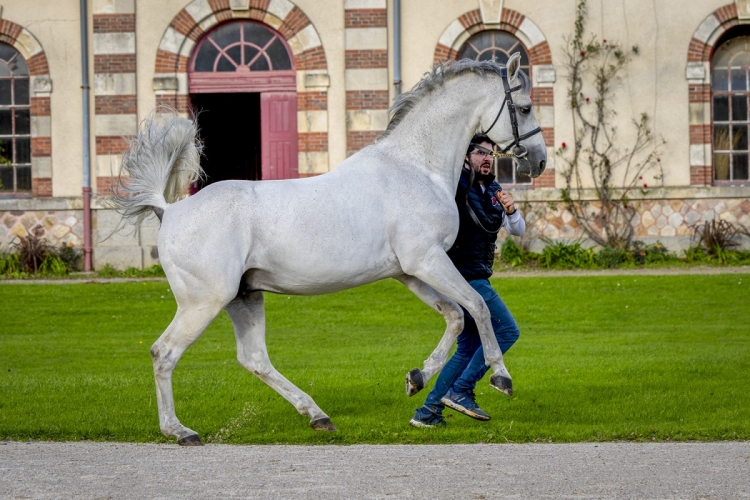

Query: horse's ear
507 52 521 81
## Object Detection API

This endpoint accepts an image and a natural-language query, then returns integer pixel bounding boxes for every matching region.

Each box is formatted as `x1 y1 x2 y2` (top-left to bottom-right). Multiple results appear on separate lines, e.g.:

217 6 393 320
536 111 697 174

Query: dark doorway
191 93 261 187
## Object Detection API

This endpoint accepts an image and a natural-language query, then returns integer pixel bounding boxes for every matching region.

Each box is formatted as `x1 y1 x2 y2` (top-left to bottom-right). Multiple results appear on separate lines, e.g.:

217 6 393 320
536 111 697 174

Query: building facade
0 0 748 268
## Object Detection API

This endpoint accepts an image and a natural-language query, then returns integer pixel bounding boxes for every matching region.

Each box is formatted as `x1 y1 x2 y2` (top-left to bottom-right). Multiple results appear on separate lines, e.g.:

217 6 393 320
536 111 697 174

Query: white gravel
1 441 748 499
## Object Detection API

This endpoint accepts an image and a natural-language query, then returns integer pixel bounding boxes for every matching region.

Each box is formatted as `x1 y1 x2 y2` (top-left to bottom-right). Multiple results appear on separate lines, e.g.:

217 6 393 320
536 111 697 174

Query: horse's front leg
402 249 513 396
226 291 336 431
395 275 464 396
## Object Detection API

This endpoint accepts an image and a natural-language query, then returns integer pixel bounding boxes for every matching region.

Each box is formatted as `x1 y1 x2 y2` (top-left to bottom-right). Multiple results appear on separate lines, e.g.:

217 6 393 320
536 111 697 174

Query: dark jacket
447 167 505 280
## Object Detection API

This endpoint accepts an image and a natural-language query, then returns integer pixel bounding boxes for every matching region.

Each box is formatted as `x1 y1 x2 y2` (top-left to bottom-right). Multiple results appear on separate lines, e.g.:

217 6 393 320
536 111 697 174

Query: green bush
500 238 527 267
539 239 595 269
95 263 166 278
595 247 633 268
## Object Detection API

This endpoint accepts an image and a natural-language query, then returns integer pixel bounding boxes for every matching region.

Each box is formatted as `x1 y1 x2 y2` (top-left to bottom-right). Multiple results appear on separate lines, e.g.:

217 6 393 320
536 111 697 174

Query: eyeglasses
471 146 494 157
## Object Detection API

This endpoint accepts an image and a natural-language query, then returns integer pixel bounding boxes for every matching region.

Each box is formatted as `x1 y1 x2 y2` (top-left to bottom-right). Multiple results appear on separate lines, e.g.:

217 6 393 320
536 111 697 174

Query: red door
261 92 298 180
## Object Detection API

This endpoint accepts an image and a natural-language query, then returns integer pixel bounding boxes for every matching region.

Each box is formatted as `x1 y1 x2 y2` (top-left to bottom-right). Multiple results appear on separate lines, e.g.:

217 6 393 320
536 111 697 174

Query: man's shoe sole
409 418 445 428
440 397 491 421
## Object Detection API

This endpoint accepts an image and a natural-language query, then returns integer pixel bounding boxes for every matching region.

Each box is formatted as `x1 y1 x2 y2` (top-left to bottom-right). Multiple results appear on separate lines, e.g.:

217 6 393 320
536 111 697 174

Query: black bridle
481 67 542 159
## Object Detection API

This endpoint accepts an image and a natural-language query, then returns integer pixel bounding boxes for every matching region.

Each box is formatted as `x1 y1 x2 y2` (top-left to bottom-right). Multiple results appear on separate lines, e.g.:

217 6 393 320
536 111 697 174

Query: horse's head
481 53 547 179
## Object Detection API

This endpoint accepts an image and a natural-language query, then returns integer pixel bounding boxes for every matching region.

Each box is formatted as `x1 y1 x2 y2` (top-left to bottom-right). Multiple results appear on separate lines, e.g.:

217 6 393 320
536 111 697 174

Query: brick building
0 0 748 268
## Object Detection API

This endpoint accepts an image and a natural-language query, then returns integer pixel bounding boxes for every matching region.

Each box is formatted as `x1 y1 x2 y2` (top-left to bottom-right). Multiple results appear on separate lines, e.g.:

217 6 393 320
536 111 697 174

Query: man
410 134 525 427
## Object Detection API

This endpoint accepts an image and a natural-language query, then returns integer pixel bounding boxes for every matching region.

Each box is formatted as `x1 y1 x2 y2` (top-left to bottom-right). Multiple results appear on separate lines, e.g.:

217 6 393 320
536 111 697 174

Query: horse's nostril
540 160 546 171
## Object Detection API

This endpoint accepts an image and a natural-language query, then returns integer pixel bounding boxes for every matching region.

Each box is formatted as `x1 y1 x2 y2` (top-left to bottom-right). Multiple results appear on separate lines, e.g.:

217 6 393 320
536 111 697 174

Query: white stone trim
738 0 750 20
438 19 465 49
344 68 389 90
230 0 250 11
263 13 285 30
344 0 386 8
92 0 135 15
690 143 710 167
518 17 545 48
267 0 295 21
346 109 389 131
32 156 52 178
479 0 503 25
298 110 328 133
534 65 556 85
31 116 52 137
13 29 43 59
94 114 138 137
304 71 330 89
686 61 708 82
345 28 388 50
298 151 329 174
93 33 136 55
159 27 185 54
94 73 137 96
706 23 727 48
534 105 554 128
95 154 122 178
185 0 214 25
694 14 720 44
31 75 53 95
288 24 322 55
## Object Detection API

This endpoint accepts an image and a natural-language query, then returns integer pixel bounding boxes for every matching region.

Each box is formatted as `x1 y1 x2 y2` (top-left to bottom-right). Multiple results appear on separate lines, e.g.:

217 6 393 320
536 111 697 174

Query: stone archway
153 0 330 177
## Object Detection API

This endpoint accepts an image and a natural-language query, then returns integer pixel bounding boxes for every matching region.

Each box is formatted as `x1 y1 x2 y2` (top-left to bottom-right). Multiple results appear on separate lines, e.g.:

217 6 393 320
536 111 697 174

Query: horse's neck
379 76 492 194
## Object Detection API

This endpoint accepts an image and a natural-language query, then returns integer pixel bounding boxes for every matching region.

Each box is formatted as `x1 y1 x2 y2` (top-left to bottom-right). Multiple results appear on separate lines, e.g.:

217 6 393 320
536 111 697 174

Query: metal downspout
80 0 92 271
393 0 401 96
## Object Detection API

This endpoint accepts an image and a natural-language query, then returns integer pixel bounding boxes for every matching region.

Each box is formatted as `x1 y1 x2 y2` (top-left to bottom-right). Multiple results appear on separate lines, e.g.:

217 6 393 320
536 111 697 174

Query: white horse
113 54 546 445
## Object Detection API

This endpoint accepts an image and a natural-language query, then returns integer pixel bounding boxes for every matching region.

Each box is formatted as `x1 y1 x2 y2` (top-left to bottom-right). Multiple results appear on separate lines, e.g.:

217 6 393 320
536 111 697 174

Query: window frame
0 43 31 196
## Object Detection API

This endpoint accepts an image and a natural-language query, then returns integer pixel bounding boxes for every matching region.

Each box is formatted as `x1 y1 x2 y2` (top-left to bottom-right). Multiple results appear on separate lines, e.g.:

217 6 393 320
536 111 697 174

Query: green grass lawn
1 274 749 444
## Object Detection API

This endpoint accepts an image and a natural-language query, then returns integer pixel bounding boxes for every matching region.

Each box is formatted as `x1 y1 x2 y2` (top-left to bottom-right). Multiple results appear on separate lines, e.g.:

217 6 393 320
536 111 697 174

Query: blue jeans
421 279 519 414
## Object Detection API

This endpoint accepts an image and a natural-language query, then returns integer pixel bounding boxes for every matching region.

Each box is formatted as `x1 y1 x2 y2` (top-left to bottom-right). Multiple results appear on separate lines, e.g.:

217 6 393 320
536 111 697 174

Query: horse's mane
377 58 531 140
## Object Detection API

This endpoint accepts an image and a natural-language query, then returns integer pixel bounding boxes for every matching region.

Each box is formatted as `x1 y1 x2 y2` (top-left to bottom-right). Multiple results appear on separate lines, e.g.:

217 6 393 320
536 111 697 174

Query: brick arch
0 20 52 197
153 0 330 176
686 3 739 186
433 8 555 189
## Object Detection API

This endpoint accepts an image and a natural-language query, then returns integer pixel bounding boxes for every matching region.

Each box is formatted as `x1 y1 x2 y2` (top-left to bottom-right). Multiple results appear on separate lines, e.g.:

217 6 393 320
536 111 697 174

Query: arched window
712 35 750 183
458 31 531 185
0 43 30 194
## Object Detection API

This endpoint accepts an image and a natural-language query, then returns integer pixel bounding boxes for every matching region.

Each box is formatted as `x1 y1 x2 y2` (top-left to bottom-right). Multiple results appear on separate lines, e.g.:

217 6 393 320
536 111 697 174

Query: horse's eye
519 106 531 115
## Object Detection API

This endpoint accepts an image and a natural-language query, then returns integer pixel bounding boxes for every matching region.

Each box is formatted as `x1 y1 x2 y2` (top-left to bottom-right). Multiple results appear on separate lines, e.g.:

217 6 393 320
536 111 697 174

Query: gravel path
1 441 749 499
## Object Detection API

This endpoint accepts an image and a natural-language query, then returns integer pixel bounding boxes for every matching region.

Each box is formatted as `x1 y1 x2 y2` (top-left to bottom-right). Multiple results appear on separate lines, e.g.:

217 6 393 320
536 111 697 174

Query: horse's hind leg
226 291 336 431
396 275 464 396
151 304 224 445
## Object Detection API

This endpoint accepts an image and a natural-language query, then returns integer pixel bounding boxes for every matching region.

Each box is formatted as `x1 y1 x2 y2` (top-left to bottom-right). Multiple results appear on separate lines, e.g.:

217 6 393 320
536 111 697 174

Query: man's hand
496 190 516 214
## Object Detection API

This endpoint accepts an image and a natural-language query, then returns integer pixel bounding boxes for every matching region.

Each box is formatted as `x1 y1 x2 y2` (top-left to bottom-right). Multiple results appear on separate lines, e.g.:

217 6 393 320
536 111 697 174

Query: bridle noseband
481 67 542 159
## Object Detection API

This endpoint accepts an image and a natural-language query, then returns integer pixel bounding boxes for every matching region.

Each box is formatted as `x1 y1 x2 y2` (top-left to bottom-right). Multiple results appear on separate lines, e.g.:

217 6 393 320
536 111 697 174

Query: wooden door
261 92 298 180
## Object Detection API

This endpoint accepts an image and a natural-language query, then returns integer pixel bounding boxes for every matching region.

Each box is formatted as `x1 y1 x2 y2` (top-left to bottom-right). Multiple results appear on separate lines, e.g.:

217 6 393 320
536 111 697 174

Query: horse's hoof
490 373 513 396
177 434 204 446
406 368 424 397
310 417 337 432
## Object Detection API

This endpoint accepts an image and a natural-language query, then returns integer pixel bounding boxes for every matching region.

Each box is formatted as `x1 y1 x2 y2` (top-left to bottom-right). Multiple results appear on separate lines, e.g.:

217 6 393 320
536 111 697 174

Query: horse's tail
111 109 203 230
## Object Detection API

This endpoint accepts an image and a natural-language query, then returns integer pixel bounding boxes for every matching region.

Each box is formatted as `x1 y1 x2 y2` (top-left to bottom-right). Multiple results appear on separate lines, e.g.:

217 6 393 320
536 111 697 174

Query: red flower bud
561 142 567 148
643 183 648 188
603 39 607 44
585 97 590 103
639 176 643 179
657 158 661 162
580 51 586 57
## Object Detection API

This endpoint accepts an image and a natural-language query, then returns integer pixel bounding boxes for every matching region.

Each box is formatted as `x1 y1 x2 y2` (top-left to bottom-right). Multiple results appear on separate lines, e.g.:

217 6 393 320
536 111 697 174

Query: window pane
194 43 219 72
496 158 513 183
243 23 274 48
249 54 270 71
714 153 730 180
713 96 729 121
734 154 749 180
0 166 12 191
712 69 729 91
0 109 11 134
0 137 12 164
216 53 237 72
15 137 30 163
16 165 30 190
0 79 10 105
211 23 240 49
265 39 292 70
714 125 730 150
14 79 29 104
9 55 28 76
0 44 16 62
731 69 746 91
14 108 30 134
733 125 748 150
0 63 10 77
732 95 748 120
